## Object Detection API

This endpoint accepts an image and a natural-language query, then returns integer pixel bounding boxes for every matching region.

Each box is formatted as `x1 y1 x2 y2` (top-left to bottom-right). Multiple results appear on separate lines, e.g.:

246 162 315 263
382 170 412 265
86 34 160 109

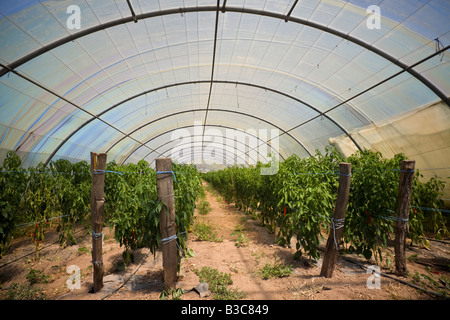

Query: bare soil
1 182 449 301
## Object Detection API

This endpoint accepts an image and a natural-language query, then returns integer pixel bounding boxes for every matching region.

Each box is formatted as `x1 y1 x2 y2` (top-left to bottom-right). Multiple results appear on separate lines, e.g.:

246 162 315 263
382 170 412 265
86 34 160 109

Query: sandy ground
1 182 449 301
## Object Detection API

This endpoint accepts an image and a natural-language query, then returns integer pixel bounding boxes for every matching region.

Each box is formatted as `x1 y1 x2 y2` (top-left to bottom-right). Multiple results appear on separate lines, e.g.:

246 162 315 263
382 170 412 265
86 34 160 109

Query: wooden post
320 162 351 278
395 160 415 276
90 152 107 293
156 158 177 291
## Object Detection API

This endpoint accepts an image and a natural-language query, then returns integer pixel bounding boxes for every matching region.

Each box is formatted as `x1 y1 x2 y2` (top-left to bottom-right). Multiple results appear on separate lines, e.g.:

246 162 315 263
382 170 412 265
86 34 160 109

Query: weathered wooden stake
90 152 107 293
320 162 351 278
395 160 415 277
156 158 177 291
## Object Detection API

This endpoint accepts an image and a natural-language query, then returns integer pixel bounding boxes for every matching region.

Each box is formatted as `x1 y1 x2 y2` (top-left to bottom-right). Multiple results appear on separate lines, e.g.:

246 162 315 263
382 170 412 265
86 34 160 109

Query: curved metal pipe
1 6 447 108
118 124 286 165
45 80 357 165
128 134 265 166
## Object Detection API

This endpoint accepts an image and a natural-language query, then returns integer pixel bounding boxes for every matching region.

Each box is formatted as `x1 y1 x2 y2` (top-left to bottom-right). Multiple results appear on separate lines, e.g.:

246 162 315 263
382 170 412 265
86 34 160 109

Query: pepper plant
205 147 447 263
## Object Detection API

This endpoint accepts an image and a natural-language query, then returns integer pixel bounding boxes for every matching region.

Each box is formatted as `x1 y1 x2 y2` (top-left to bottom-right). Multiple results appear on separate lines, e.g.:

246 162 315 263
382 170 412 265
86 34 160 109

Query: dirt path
1 182 448 300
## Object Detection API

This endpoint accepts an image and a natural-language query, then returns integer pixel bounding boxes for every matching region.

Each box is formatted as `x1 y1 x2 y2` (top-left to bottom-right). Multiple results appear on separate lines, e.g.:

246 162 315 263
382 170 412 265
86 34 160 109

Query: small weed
159 288 185 300
26 268 50 285
5 283 46 300
258 260 292 280
194 266 246 300
407 253 418 262
4 268 49 300
233 224 247 233
410 268 450 297
239 215 250 224
231 224 249 247
251 250 266 264
78 246 90 255
234 234 249 247
193 221 222 242
197 199 211 215
198 186 206 199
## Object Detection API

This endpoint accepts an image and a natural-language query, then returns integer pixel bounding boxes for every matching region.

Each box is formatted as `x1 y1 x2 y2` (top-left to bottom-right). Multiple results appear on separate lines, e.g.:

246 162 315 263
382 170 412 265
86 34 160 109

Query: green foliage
411 173 448 243
205 147 344 260
204 147 448 263
159 287 185 300
4 268 49 300
0 153 201 270
51 159 91 247
106 161 201 268
0 151 27 257
258 260 292 279
411 269 450 297
194 266 246 300
343 151 407 261
0 153 92 257
26 268 50 285
231 224 249 247
192 220 222 242
107 160 161 258
5 283 46 300
197 199 211 215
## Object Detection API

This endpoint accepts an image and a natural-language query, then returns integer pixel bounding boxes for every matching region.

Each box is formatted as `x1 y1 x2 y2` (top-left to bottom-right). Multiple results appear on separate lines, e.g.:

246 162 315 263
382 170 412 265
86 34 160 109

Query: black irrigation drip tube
339 255 449 300
0 225 86 270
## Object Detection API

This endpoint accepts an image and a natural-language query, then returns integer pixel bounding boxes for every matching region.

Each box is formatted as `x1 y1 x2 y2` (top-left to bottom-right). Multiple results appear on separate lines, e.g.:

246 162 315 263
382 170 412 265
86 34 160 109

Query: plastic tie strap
291 170 351 177
380 215 409 222
161 234 177 245
331 218 345 250
90 260 103 266
91 229 103 239
156 170 177 182
92 169 123 175
411 206 450 214
391 169 415 173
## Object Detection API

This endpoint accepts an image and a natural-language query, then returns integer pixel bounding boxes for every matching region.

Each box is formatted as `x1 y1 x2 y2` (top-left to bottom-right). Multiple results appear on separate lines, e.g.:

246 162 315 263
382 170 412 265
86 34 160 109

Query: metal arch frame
139 140 258 168
45 80 359 165
3 5 447 165
118 124 286 166
130 134 268 166
0 5 448 108
159 150 247 168
104 107 311 156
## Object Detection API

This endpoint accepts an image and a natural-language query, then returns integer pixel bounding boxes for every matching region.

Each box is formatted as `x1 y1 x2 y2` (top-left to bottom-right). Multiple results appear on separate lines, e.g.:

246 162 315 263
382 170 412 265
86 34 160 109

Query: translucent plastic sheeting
123 124 297 168
0 0 448 170
331 101 450 198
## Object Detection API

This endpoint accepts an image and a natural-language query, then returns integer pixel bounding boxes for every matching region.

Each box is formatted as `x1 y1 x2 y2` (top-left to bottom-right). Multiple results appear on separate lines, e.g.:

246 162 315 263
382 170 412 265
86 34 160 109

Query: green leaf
363 249 372 260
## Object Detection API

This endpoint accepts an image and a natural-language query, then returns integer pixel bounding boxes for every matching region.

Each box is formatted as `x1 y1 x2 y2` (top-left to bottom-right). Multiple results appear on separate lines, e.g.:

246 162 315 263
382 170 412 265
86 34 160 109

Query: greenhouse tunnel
0 0 449 201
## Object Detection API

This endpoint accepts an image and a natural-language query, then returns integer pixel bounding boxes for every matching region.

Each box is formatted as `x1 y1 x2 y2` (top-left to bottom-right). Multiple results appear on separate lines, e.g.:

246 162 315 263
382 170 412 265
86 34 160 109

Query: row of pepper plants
105 160 201 266
203 147 448 263
0 151 91 258
0 151 202 267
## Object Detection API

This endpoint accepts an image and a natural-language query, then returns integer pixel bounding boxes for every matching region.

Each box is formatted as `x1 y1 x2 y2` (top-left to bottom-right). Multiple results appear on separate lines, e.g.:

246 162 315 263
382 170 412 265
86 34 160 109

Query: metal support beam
126 133 268 166
1 6 447 108
104 107 311 157
0 63 162 161
202 0 221 138
119 124 286 166
285 0 299 22
166 150 249 168
126 0 138 23
45 80 357 165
